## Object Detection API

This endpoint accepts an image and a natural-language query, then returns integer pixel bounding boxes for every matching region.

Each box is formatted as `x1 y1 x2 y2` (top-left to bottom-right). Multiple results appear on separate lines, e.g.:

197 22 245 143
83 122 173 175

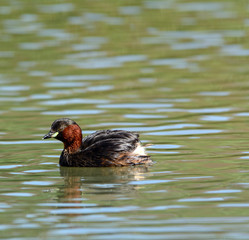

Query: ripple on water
97 103 172 109
50 74 112 81
119 6 141 15
235 112 249 117
0 165 23 169
218 203 249 208
89 122 144 127
199 91 230 96
147 205 187 211
178 197 224 202
205 189 242 194
200 115 231 121
128 180 176 185
38 203 97 207
22 181 54 186
221 44 249 56
177 2 225 11
41 110 104 115
150 58 196 70
44 82 88 88
65 51 107 59
187 107 232 113
117 123 200 132
12 107 45 111
2 193 34 197
145 129 223 136
144 1 173 9
0 97 28 102
23 169 55 173
30 94 52 99
71 43 101 51
50 205 138 215
50 225 224 235
147 144 182 149
124 114 166 119
29 71 50 77
0 140 56 145
38 3 74 13
0 85 30 91
37 28 74 39
87 85 113 91
40 98 109 105
67 55 147 69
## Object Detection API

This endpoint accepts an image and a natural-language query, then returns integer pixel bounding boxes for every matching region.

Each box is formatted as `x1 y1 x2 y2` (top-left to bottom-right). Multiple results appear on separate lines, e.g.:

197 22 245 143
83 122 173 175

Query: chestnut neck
61 124 82 154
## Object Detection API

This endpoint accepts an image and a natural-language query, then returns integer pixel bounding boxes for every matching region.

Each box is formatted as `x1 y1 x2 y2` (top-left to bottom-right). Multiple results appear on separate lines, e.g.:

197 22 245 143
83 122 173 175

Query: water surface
1 0 249 239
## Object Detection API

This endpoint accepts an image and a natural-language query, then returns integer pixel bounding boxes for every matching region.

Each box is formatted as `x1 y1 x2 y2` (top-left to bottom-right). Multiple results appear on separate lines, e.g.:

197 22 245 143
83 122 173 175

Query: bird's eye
58 126 65 132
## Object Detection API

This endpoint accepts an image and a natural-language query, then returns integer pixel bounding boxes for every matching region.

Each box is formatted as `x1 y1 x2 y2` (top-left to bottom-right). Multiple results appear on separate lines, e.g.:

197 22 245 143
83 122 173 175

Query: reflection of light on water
147 144 182 149
0 97 28 102
97 103 172 109
40 98 109 106
0 85 29 91
178 197 224 202
142 30 224 50
44 82 88 88
4 19 43 34
87 85 113 91
199 91 230 96
115 123 200 132
2 193 34 197
41 110 104 115
0 165 23 169
50 205 138 216
119 6 141 15
146 129 223 136
129 179 176 185
50 74 112 81
150 57 201 72
200 116 231 122
42 155 60 158
234 113 249 116
69 12 124 26
22 181 54 186
138 78 156 83
124 114 165 119
144 1 174 9
11 107 45 111
0 51 14 57
65 51 106 59
72 43 100 51
218 203 249 207
177 2 225 12
205 189 242 194
38 3 74 13
30 94 52 99
221 44 249 56
89 122 144 127
0 140 56 145
187 107 232 113
38 28 74 39
58 55 147 69
147 205 187 210
38 203 97 207
29 71 50 77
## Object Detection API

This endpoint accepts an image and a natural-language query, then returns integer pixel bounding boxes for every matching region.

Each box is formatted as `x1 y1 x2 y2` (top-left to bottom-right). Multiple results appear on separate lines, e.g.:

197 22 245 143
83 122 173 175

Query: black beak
42 131 54 140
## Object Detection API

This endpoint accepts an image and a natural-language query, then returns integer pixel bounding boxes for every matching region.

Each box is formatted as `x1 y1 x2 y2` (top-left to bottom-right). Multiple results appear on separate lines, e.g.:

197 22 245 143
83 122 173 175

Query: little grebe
43 118 152 167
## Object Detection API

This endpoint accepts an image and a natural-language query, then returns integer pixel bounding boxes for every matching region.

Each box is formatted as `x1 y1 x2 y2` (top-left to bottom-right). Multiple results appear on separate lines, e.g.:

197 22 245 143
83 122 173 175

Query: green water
1 0 249 239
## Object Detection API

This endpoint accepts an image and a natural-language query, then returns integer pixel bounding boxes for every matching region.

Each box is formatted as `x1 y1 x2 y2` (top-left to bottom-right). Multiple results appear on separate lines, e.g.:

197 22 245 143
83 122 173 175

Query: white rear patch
133 143 147 155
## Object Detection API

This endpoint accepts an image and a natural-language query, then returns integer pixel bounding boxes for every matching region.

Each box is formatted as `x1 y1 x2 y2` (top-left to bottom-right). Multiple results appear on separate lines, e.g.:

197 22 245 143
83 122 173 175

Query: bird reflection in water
53 166 151 216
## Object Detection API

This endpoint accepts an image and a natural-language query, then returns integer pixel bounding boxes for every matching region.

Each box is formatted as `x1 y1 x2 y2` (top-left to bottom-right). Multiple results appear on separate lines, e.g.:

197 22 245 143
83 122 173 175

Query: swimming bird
43 118 152 167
